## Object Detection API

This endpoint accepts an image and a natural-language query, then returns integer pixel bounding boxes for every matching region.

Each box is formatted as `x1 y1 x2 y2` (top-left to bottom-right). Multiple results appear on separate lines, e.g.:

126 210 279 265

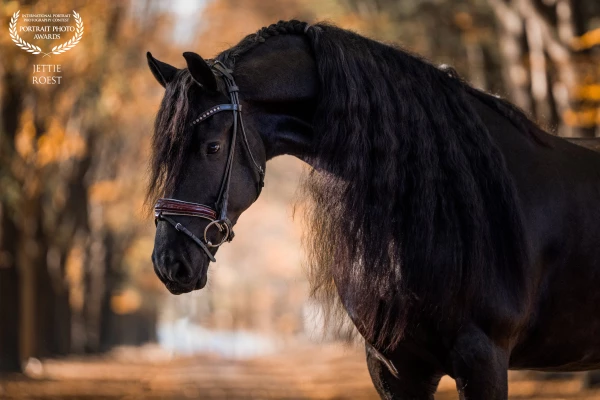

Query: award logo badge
8 10 84 84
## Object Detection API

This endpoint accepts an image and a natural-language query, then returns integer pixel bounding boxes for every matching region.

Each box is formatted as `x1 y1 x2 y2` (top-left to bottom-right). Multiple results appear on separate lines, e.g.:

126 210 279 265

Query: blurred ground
1 343 599 400
3 0 600 390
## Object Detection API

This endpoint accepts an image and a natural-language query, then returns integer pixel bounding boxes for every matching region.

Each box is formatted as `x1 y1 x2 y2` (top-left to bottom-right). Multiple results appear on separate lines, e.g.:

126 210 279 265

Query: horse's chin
196 273 208 290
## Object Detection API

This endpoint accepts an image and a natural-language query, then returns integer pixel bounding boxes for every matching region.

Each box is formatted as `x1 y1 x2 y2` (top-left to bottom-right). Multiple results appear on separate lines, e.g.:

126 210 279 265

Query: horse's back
565 138 600 154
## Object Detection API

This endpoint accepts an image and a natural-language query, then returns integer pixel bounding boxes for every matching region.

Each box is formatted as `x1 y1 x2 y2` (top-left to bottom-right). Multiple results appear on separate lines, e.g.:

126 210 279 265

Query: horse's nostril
169 261 196 285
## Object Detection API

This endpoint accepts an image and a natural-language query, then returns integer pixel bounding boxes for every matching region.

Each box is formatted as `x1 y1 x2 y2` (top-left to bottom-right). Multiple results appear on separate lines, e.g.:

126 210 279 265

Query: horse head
147 24 317 294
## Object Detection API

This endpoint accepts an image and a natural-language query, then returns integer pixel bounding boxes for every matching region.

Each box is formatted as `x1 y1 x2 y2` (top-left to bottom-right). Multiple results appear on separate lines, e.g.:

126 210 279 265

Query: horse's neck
236 34 318 162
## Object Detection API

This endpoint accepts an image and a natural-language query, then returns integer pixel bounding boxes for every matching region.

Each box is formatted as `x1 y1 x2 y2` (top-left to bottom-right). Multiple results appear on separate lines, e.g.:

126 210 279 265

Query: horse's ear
182 52 217 92
147 52 178 88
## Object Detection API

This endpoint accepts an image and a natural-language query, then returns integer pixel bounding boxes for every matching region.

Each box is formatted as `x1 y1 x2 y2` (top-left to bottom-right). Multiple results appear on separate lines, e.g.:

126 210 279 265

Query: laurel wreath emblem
9 10 84 57
9 11 41 54
51 11 83 55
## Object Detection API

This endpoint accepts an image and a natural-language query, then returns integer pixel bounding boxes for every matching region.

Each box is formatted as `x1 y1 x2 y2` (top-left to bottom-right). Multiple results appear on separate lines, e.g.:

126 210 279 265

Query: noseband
154 61 265 262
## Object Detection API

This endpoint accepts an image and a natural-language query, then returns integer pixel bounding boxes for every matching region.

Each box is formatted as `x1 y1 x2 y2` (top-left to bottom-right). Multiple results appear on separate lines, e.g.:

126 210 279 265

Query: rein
154 61 265 262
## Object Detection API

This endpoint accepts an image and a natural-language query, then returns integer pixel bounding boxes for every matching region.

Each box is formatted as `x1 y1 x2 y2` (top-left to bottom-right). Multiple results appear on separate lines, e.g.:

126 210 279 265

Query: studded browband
190 104 241 126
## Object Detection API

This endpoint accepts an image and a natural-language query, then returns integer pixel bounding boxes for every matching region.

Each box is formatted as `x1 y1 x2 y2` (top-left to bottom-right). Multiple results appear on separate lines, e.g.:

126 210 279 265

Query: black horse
147 20 600 399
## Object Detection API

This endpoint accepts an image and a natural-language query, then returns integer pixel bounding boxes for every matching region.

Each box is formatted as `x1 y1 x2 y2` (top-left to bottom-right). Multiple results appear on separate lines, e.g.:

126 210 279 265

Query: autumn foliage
1 0 600 374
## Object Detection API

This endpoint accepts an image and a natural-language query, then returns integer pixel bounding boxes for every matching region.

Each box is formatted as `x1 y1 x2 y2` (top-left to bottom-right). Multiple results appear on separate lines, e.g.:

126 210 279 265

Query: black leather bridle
154 61 265 262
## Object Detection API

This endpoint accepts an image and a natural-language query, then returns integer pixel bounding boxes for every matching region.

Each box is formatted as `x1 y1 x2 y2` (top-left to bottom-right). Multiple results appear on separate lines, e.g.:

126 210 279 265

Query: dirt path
1 344 598 399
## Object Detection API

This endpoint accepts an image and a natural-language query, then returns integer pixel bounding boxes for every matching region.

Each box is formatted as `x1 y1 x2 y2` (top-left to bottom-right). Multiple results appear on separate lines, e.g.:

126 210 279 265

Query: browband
190 104 242 126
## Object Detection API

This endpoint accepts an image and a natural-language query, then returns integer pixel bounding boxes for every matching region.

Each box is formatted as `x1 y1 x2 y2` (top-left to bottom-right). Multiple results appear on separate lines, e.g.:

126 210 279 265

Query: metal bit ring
204 220 230 247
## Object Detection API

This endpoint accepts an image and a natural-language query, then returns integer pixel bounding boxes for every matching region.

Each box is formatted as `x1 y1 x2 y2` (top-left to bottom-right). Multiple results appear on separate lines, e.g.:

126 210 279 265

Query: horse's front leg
450 325 509 400
366 343 442 399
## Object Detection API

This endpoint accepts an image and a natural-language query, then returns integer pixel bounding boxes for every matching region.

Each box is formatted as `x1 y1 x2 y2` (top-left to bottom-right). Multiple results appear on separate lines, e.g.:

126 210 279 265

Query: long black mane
300 23 535 348
147 69 195 206
150 21 541 349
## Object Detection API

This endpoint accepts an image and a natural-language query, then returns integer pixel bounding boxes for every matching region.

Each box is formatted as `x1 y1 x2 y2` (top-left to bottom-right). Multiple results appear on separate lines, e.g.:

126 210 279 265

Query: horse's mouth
165 281 193 295
164 273 207 295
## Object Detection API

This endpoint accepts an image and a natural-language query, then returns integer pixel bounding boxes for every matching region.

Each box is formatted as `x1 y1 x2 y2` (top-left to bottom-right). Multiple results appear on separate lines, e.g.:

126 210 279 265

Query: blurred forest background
1 0 600 397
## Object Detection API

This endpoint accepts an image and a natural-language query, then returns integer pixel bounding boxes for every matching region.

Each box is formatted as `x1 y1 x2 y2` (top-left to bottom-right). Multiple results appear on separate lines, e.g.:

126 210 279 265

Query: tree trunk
83 227 107 353
33 259 72 357
0 68 25 373
0 207 21 373
489 0 533 113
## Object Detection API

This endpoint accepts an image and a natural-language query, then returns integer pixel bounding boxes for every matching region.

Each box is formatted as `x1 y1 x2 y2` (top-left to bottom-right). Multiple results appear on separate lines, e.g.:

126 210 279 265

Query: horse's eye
207 142 221 154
